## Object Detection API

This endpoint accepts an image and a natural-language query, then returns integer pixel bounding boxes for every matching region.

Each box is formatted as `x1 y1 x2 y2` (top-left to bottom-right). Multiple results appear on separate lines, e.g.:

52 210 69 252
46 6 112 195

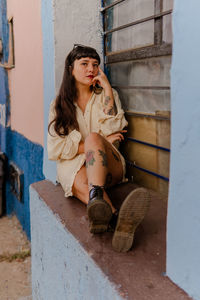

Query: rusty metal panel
163 14 172 43
105 0 154 30
106 44 172 63
107 20 154 52
108 56 171 86
104 0 155 53
121 115 170 195
163 0 173 43
119 88 170 113
108 56 171 113
163 0 173 10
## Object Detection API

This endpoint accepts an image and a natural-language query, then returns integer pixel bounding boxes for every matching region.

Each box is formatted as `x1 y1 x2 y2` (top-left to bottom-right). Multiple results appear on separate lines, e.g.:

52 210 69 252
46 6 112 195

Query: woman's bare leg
84 132 123 212
72 165 117 213
73 132 124 212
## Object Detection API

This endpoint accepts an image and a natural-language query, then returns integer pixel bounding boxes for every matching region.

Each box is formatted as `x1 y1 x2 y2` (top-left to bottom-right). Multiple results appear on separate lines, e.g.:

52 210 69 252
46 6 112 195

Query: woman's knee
84 132 104 148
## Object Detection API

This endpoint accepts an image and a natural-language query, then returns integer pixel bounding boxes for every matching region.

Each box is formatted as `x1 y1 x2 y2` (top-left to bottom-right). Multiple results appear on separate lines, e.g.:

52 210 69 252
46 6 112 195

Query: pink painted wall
7 0 44 145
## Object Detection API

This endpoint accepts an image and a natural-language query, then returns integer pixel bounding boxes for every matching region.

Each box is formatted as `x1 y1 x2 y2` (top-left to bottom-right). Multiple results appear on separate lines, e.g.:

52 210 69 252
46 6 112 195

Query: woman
48 45 149 252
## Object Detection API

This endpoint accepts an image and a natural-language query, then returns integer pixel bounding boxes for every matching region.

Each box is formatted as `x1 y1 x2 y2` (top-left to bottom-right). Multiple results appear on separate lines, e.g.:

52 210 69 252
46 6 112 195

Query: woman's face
72 57 99 87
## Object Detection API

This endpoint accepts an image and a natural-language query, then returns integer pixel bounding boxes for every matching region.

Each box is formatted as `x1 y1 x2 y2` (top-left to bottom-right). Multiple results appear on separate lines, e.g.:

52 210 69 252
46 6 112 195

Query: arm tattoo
103 98 117 115
98 149 108 167
107 106 117 115
86 150 95 168
104 96 111 106
103 105 117 116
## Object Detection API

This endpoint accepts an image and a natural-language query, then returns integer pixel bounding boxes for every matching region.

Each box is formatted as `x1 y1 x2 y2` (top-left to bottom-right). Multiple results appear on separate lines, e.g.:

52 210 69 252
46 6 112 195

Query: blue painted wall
5 129 44 239
0 0 45 239
0 0 9 153
41 0 56 182
167 0 200 299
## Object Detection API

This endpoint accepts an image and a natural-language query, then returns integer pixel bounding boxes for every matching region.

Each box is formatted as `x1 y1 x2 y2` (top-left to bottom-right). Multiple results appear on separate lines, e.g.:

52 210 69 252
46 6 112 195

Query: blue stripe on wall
0 0 9 62
3 127 45 239
41 0 56 182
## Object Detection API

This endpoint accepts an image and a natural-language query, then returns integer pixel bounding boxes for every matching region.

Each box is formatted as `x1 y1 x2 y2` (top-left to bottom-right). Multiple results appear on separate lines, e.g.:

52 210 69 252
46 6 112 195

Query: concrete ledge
30 180 191 300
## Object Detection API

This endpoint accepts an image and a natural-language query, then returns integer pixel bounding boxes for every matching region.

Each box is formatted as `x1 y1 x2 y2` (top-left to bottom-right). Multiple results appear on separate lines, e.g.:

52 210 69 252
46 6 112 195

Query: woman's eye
93 64 98 68
81 63 87 66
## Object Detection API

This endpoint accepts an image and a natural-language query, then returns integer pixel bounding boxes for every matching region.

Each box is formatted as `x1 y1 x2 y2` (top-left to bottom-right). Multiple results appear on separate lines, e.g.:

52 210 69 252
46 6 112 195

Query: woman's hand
106 130 127 144
92 67 111 91
93 67 117 115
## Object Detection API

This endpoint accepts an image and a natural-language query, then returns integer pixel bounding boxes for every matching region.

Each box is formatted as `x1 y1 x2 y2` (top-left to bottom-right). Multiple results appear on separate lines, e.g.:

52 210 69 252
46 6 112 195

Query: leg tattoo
86 150 95 168
111 149 120 162
98 149 108 167
105 172 112 186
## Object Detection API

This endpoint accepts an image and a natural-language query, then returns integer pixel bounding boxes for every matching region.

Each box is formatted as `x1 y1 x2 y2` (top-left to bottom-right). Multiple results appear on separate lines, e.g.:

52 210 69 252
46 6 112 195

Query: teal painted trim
104 0 113 53
0 0 9 62
0 0 10 153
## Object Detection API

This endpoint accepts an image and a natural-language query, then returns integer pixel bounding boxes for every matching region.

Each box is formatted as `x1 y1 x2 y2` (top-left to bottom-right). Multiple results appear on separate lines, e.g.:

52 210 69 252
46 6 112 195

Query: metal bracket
9 161 24 203
0 17 15 70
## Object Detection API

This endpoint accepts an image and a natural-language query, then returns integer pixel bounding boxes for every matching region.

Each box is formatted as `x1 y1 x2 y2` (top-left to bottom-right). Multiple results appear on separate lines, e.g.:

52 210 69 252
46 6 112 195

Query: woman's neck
76 84 92 103
76 84 93 113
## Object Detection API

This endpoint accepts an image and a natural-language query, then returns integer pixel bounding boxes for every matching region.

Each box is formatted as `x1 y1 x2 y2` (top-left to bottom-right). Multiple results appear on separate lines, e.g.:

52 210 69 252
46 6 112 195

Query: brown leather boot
112 188 150 252
87 185 112 234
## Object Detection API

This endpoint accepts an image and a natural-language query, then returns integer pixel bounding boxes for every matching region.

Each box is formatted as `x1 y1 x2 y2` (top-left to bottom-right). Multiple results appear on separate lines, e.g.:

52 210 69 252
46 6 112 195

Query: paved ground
0 215 32 300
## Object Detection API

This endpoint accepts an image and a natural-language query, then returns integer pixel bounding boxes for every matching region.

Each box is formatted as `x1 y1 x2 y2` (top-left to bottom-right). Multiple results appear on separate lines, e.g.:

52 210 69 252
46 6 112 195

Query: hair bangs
71 45 101 65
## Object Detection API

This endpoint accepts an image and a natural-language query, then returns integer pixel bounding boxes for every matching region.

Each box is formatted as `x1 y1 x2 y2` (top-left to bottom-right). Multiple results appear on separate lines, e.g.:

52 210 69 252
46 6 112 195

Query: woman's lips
87 75 94 79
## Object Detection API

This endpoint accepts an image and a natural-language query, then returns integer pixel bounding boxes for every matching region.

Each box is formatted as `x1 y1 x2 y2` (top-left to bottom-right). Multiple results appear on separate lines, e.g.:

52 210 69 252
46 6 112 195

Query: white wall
53 0 103 93
167 1 200 299
43 0 103 181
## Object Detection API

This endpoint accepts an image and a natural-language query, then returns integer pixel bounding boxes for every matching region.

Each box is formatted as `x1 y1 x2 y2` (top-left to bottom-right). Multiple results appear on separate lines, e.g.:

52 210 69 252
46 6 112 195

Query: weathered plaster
43 0 103 181
30 185 123 300
53 0 103 93
167 0 200 299
6 0 44 145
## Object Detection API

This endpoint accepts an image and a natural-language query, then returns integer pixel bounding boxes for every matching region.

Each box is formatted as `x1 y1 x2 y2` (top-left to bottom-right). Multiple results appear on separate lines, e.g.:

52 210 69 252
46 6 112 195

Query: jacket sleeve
98 89 128 136
47 101 82 161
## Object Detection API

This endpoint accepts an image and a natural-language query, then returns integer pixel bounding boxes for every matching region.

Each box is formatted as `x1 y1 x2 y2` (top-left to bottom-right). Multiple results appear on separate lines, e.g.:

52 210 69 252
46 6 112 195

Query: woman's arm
92 68 117 116
48 101 82 160
97 88 128 137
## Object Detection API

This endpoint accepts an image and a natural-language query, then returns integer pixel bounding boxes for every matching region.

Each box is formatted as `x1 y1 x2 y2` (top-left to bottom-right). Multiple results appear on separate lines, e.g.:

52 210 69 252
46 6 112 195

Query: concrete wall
53 0 103 92
43 0 103 181
167 0 200 299
30 185 123 300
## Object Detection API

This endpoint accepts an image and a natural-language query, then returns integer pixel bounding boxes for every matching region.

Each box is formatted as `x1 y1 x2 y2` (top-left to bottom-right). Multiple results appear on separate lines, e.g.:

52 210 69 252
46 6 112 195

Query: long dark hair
48 45 101 137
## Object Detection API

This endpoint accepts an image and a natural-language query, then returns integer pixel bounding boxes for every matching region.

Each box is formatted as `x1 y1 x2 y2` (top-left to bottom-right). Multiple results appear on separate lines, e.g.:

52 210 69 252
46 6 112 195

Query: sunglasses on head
73 43 87 49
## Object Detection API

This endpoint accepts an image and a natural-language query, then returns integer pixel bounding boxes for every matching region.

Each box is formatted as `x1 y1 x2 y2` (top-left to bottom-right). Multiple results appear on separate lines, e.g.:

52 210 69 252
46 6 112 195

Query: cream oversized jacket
47 89 128 197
